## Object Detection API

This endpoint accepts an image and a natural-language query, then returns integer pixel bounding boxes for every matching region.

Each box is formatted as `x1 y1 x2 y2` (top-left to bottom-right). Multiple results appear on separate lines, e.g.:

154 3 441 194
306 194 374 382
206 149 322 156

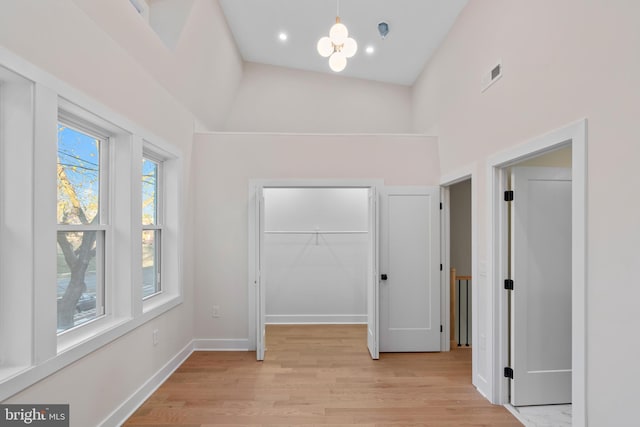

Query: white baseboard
100 341 193 427
193 338 249 351
101 323 374 426
265 314 367 324
504 404 529 425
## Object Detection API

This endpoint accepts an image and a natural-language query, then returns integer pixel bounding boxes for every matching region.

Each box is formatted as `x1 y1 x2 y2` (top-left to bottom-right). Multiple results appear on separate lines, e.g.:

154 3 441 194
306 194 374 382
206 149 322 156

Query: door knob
381 274 388 281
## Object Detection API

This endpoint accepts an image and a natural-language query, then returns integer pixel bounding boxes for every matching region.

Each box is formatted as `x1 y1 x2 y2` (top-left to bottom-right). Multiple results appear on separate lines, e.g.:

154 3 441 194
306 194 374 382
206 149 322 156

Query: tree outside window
57 123 105 333
142 156 161 298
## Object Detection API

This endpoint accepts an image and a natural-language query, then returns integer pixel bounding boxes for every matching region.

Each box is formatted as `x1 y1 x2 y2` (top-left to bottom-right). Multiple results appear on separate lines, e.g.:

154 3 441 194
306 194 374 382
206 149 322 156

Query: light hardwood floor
125 325 521 426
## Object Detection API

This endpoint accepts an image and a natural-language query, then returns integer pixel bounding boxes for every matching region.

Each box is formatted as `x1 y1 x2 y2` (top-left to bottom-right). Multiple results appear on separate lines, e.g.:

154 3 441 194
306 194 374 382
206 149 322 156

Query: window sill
143 291 180 314
0 294 182 401
0 365 30 385
57 316 131 355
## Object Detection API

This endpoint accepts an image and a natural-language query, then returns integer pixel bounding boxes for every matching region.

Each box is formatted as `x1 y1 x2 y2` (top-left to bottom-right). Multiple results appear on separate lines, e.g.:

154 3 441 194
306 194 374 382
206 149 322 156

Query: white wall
70 0 244 130
450 180 471 276
147 0 196 50
412 1 640 424
192 133 440 341
0 2 196 426
264 188 369 324
224 62 413 133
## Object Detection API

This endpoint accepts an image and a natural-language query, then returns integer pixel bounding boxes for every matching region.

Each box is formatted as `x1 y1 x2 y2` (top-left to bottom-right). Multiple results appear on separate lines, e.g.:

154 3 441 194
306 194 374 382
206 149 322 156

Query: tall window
0 55 185 399
142 156 161 298
56 121 107 333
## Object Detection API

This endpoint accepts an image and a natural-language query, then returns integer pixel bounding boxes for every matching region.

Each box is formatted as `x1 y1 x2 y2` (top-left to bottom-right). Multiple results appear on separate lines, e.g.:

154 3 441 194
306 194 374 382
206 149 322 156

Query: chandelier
316 2 357 72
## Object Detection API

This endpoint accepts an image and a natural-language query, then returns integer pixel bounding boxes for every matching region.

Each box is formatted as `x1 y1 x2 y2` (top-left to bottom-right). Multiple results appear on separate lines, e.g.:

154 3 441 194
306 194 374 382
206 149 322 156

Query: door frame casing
247 179 384 353
487 119 587 425
440 167 477 382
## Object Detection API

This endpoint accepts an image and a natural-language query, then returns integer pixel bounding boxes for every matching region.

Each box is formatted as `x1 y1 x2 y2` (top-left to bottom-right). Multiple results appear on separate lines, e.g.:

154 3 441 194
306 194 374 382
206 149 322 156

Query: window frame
141 152 163 300
0 47 184 401
141 140 181 314
55 115 111 337
0 65 35 380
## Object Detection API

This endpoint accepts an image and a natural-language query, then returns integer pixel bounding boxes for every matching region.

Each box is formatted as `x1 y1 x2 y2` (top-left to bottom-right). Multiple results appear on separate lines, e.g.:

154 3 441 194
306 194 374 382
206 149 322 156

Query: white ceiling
218 0 469 86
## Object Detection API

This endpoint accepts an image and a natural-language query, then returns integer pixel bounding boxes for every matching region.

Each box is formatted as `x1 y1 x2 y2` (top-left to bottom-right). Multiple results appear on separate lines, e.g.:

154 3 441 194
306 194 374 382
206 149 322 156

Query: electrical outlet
212 305 220 318
153 329 159 346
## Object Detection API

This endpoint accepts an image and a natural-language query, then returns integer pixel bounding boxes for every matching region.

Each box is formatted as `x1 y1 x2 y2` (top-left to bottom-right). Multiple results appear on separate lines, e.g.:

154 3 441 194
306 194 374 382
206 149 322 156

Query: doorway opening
448 179 472 351
504 147 573 425
441 174 475 386
489 119 587 426
248 180 382 361
262 187 370 356
249 180 443 361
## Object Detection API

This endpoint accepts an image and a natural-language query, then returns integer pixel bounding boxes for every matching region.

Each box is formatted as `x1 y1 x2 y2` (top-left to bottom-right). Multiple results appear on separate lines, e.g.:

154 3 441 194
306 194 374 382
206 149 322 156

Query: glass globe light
342 37 358 58
329 21 348 45
329 51 347 72
317 36 333 58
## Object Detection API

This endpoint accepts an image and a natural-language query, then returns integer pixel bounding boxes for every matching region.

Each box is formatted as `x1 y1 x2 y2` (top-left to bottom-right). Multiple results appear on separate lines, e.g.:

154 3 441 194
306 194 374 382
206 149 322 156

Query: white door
510 167 572 405
367 187 379 359
379 187 440 352
256 187 266 361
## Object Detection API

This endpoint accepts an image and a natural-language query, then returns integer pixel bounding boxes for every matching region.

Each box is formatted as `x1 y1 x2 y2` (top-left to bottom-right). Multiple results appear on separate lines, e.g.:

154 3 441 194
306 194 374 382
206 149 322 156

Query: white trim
255 179 386 189
503 404 529 425
0 47 178 157
487 119 587 426
439 164 479 393
1 69 38 371
196 131 436 138
265 314 367 324
0 297 182 401
0 47 184 401
440 164 475 186
440 186 451 352
248 179 384 352
193 339 250 351
100 341 193 427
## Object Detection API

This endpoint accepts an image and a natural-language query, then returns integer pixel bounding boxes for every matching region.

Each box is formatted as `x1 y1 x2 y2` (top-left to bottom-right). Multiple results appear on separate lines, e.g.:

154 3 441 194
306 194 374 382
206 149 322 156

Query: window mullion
142 225 162 231
57 224 109 232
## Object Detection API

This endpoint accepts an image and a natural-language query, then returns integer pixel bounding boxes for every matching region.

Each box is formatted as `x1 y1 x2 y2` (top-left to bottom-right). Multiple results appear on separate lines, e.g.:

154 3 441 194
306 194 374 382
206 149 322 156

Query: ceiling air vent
481 60 502 92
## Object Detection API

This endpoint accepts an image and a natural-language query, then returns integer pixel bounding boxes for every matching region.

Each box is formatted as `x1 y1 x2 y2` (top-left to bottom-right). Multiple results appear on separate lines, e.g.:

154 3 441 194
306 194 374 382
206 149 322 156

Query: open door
379 186 440 352
510 167 572 405
367 187 379 359
256 186 266 361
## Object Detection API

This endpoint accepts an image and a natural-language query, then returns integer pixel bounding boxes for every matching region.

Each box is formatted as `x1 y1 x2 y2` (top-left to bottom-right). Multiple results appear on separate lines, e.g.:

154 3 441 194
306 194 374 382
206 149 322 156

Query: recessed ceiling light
278 32 288 42
365 46 375 54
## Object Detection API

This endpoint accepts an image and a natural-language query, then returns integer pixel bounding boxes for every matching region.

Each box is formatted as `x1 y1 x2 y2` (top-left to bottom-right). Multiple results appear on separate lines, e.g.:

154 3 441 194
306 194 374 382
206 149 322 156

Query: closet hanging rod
263 230 368 234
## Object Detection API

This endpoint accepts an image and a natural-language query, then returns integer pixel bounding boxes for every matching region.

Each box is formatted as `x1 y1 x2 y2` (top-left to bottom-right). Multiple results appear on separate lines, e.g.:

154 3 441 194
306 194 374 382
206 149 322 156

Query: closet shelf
263 230 368 234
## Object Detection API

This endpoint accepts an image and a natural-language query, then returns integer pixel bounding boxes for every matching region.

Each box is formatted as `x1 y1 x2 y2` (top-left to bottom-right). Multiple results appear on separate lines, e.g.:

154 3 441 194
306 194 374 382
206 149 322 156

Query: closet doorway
249 180 442 361
262 187 370 326
248 180 382 361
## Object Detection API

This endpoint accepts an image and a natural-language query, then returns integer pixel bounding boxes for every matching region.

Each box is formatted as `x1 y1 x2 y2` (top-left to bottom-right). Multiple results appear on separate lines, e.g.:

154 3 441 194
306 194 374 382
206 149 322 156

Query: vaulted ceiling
219 0 468 86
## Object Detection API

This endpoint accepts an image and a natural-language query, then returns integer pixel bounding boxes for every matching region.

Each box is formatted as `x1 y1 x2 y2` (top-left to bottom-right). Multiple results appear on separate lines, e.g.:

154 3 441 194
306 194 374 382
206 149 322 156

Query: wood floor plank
125 325 521 426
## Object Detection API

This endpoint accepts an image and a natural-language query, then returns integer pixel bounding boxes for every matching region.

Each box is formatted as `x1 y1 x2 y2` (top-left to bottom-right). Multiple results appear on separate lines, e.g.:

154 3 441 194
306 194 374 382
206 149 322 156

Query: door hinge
504 279 514 290
440 264 443 271
504 190 514 202
440 325 443 333
440 202 443 210
504 367 514 379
